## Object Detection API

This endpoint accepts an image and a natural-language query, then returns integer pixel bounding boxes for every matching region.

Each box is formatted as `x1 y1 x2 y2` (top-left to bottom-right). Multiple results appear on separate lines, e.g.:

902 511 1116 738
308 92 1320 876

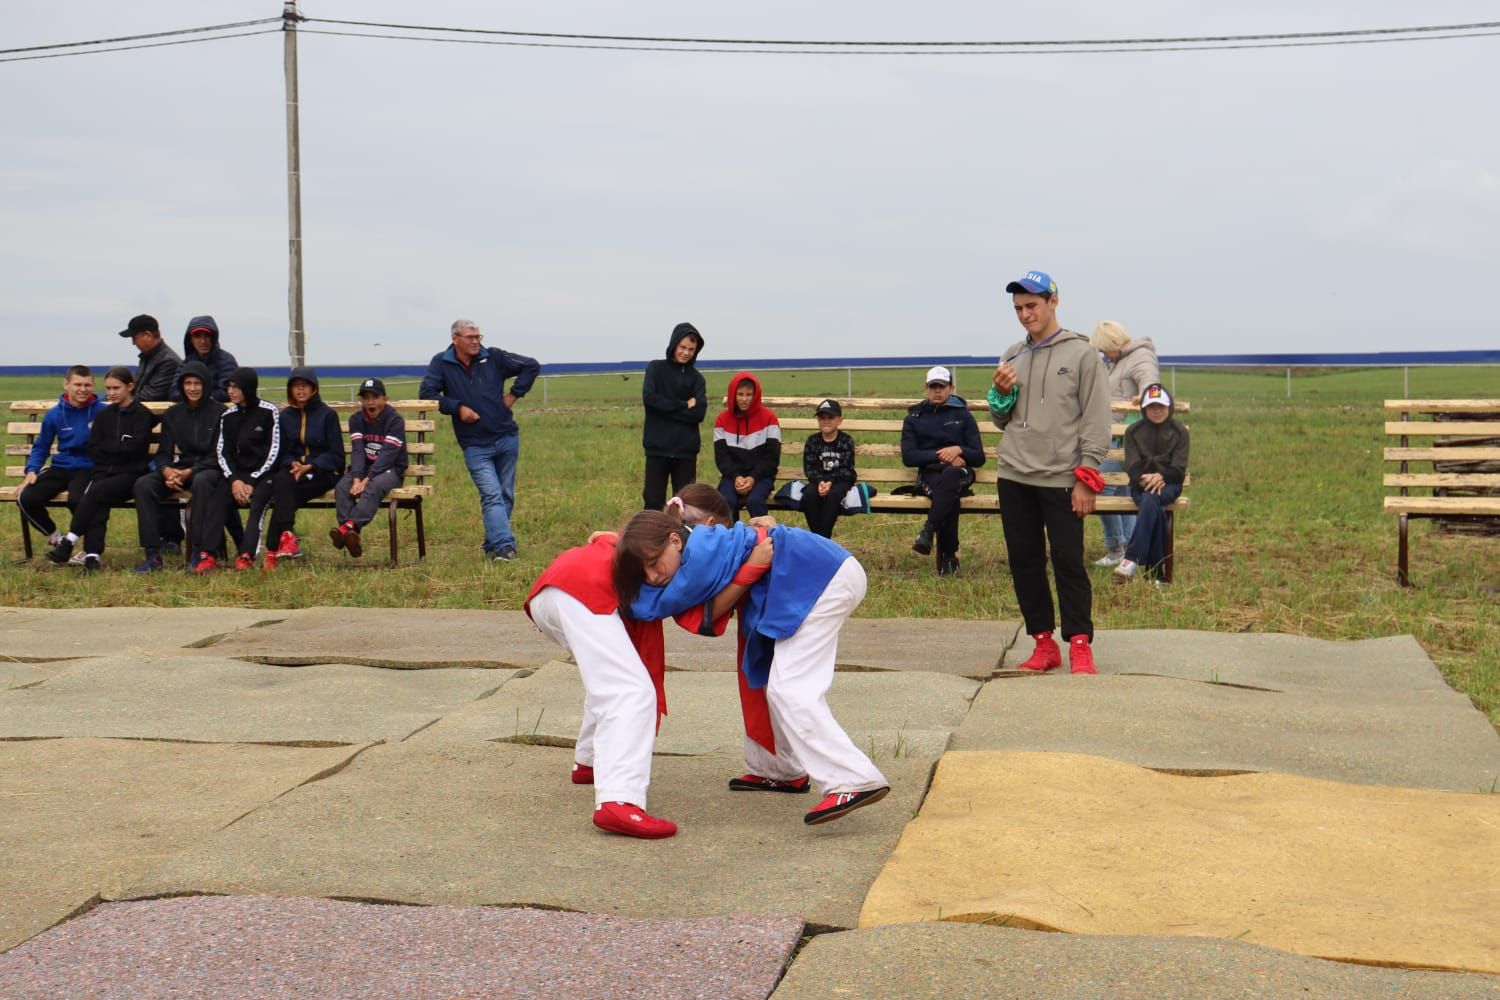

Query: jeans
717 476 773 520
463 434 520 554
1125 482 1182 576
1098 453 1135 551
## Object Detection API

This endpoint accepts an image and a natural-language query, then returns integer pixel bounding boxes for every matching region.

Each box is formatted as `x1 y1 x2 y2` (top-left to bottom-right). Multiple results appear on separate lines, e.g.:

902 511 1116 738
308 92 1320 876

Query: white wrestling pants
742 557 888 795
528 587 657 810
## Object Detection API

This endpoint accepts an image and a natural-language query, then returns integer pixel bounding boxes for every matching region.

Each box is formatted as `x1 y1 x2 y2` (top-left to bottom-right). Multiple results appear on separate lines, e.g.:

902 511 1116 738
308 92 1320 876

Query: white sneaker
68 549 87 566
1111 559 1137 584
1094 549 1125 567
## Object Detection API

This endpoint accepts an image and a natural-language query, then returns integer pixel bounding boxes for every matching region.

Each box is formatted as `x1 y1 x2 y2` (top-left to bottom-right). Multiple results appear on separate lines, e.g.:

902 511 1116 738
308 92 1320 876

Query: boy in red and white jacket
713 372 780 521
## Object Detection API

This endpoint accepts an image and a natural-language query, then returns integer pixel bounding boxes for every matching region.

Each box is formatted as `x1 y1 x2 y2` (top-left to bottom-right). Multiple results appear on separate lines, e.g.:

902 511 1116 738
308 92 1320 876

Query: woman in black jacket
640 322 707 510
263 367 345 564
45 366 157 571
191 367 282 573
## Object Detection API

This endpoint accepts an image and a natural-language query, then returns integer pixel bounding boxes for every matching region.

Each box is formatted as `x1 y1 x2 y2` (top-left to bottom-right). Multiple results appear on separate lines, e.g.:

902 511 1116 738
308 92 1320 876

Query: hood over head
666 322 704 362
176 360 213 404
723 371 766 416
226 366 259 406
1139 382 1175 418
286 365 321 400
182 316 222 357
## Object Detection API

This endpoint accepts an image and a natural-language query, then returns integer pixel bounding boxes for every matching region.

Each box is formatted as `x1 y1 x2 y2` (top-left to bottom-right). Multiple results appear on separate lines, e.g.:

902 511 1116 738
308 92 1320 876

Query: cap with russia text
1004 270 1057 296
358 378 387 396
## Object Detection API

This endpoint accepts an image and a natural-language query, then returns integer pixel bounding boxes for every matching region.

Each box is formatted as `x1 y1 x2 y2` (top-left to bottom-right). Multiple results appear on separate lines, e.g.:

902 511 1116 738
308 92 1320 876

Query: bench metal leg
19 510 33 560
388 499 400 566
1397 514 1411 587
1163 510 1175 584
414 501 426 560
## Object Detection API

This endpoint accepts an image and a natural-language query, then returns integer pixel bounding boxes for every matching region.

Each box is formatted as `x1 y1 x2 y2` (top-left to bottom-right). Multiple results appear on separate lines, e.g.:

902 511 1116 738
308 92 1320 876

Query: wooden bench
762 395 1193 581
3 399 438 564
1382 399 1500 586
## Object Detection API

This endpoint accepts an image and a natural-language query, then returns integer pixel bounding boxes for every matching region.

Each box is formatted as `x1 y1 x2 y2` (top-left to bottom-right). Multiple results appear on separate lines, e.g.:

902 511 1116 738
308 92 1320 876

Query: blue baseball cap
1005 270 1058 296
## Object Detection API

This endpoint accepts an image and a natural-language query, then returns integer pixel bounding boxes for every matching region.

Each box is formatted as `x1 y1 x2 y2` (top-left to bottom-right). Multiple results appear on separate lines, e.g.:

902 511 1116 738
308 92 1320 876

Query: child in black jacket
1113 383 1190 584
801 399 857 538
45 366 158 571
191 366 281 572
330 378 409 558
263 367 345 565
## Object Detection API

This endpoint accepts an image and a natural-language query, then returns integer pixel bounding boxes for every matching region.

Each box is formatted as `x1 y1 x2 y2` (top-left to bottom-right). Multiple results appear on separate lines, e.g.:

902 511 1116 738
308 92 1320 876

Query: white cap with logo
925 366 953 386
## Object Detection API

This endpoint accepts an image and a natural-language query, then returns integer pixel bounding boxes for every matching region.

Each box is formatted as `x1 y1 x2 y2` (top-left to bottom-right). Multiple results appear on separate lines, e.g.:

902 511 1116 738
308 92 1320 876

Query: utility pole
283 1 305 368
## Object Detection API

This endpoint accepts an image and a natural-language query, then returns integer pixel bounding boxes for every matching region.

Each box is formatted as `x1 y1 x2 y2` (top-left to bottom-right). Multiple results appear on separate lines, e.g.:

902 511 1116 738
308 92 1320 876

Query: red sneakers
193 552 217 574
728 773 811 793
275 531 302 559
1016 632 1062 672
592 801 677 839
262 551 278 570
803 786 890 826
233 552 254 571
1069 635 1097 675
571 762 594 785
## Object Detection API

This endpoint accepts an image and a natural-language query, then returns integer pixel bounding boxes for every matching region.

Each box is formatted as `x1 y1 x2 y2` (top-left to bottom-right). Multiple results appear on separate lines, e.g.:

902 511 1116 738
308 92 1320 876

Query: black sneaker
804 786 891 826
81 554 101 574
729 773 811 793
911 527 933 556
45 538 74 565
937 555 960 577
493 547 518 562
133 551 164 574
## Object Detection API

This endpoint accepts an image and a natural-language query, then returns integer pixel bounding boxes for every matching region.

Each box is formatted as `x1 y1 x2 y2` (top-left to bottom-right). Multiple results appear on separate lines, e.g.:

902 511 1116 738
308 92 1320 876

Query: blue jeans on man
1098 455 1136 552
1124 482 1182 576
463 434 520 555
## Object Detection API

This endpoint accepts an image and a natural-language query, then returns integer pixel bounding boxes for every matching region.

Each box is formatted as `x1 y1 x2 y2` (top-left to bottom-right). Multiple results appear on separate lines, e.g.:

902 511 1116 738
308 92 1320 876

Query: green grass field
3 365 1496 727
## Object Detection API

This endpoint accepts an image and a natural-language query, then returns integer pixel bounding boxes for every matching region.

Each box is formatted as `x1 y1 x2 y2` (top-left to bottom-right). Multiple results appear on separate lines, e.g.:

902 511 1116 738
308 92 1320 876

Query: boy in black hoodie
131 360 225 572
172 315 239 403
263 367 345 566
46 366 158 571
640 322 708 510
191 367 281 573
1113 383 1190 584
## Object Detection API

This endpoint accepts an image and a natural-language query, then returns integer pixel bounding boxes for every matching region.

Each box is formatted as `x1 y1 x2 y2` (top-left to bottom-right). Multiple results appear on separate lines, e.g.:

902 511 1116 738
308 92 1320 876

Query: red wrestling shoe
1015 632 1062 672
1069 635 1097 675
728 773 811 793
803 786 890 826
193 552 217 574
571 763 594 785
234 552 254 571
592 802 677 839
275 530 302 559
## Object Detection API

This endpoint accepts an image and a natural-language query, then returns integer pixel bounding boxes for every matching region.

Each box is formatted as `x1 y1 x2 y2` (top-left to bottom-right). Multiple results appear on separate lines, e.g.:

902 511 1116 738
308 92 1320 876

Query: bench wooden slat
1382 421 1500 437
1384 399 1500 414
762 395 1190 414
783 441 1128 461
780 417 1134 436
775 467 1189 488
1383 447 1500 462
1383 473 1500 488
1384 496 1500 516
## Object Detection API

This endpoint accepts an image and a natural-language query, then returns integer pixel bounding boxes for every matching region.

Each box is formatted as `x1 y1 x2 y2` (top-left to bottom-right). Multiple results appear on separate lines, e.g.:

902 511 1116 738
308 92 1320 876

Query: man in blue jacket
420 318 540 561
901 365 985 577
18 365 106 553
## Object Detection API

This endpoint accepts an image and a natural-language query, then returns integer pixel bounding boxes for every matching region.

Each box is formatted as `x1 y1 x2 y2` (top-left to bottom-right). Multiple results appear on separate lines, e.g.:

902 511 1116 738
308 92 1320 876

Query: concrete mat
0 608 285 659
117 742 932 930
412 660 978 760
0 662 54 689
858 751 1500 973
1010 630 1451 691
0 657 509 744
955 674 1500 791
664 617 1013 678
0 897 803 1000
772 923 1500 1000
200 607 558 668
0 739 366 952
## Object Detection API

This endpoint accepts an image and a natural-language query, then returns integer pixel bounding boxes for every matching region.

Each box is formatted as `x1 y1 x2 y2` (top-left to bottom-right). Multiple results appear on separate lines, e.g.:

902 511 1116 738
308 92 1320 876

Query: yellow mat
859 751 1500 973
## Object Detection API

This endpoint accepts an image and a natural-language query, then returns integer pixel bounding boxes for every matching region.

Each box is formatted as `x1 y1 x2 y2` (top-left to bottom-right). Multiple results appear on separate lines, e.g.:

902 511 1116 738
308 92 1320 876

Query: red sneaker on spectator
1016 632 1062 672
1069 635 1097 675
234 552 254 571
275 531 302 559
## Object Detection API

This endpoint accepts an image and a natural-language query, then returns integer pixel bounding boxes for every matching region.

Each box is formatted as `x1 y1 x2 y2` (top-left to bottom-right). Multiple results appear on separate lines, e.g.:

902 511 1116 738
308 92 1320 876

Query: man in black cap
118 314 181 403
329 378 408 558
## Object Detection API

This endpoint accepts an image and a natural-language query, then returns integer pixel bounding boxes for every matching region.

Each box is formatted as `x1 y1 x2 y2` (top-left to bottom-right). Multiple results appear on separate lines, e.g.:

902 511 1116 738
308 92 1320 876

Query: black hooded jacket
277 367 345 478
1124 387 1190 487
158 360 226 474
173 315 239 403
216 367 281 483
88 397 158 478
641 322 708 459
901 395 986 472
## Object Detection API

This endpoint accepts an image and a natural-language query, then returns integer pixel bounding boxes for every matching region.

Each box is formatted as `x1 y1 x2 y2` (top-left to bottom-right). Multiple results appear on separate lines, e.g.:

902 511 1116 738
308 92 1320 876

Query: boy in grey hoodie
989 270 1111 675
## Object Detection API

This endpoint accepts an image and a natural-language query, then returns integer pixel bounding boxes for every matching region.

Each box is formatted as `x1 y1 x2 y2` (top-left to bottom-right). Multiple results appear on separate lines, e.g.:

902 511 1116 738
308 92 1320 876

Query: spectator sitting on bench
18 365 105 557
1113 383 1190 585
172 315 239 403
45 366 158 572
713 372 781 521
901 366 985 577
190 367 281 573
131 361 225 573
330 378 409 559
262 367 344 568
801 399 857 539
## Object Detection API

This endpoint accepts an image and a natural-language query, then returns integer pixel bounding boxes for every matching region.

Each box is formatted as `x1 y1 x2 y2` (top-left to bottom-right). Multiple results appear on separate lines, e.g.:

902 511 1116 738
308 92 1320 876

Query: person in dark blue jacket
172 315 239 403
263 367 345 566
900 366 985 577
18 365 106 551
420 318 540 561
640 322 707 510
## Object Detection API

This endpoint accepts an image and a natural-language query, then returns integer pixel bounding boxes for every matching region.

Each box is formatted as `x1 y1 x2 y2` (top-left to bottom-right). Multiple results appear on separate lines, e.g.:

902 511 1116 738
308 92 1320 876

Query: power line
296 25 1500 56
303 15 1500 49
0 18 280 55
0 29 280 64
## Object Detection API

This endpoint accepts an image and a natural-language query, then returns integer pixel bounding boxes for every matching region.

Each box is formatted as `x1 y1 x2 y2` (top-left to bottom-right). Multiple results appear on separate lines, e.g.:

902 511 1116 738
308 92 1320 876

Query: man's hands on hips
1071 481 1097 518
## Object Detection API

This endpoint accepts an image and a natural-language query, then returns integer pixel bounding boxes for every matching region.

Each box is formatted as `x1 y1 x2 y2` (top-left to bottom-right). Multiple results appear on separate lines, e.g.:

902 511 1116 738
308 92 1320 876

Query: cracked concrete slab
859 751 1500 974
115 742 932 930
0 898 804 1000
0 739 367 953
411 660 978 760
0 662 55 689
0 608 287 660
954 673 1500 791
1006 630 1451 692
772 923 1500 999
0 656 511 744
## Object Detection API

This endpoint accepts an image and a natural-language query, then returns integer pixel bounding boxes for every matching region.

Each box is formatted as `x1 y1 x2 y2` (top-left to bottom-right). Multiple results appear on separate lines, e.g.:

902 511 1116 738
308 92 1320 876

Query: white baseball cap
925 366 953 387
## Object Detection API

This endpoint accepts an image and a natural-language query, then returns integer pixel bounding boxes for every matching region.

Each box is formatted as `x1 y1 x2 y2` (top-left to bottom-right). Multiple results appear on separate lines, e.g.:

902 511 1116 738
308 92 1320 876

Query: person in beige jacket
1089 321 1161 565
989 270 1112 675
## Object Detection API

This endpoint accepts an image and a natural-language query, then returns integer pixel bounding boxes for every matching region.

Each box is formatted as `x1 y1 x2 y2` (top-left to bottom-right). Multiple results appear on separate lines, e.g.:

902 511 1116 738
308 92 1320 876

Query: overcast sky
3 2 1496 368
